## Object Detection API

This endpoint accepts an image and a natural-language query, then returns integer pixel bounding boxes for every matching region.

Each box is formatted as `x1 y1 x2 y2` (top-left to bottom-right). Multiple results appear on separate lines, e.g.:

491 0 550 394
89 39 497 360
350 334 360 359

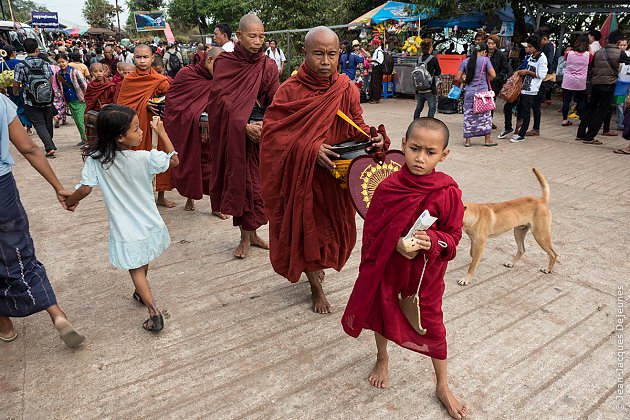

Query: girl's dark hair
70 52 81 62
573 34 589 53
55 53 69 62
525 35 540 51
84 104 137 166
464 42 489 85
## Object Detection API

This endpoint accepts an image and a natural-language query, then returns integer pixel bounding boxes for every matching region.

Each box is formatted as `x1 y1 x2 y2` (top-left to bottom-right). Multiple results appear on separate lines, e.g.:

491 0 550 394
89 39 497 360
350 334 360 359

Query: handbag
447 85 461 99
398 254 428 335
473 58 496 114
499 71 523 103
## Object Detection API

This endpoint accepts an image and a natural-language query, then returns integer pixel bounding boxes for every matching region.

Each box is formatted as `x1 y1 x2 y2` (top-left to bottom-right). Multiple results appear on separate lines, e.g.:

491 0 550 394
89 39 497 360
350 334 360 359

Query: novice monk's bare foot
368 356 389 389
184 199 196 211
233 236 251 259
436 385 469 419
306 271 331 314
157 195 177 208
212 211 230 220
249 232 269 250
53 317 85 348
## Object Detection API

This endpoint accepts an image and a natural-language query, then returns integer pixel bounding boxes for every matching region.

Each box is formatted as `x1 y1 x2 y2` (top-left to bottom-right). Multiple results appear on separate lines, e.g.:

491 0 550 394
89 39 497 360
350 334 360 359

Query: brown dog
459 168 558 285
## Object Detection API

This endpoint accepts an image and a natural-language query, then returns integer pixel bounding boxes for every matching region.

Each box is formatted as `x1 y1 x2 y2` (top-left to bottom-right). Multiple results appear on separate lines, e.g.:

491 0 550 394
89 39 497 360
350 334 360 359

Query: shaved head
238 14 263 32
303 26 340 78
304 26 338 50
206 46 223 60
134 44 152 54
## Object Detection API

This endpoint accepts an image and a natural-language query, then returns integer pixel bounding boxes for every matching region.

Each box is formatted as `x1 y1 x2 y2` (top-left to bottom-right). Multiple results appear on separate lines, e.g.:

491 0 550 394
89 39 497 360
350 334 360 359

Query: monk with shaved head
205 14 280 258
117 43 176 208
84 62 115 114
260 26 389 314
164 47 228 216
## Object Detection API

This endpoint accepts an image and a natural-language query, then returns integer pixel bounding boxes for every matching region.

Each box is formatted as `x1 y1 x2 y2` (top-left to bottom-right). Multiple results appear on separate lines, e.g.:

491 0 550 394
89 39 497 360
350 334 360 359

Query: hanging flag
600 12 618 46
164 23 175 44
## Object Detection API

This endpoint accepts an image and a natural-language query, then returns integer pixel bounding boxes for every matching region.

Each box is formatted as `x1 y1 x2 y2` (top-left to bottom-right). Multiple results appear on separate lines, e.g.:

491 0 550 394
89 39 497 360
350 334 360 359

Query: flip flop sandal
561 121 573 126
132 291 145 305
614 149 630 155
0 332 18 342
58 325 85 348
45 151 56 158
464 142 471 147
583 139 603 145
602 132 618 136
484 143 498 147
143 313 164 333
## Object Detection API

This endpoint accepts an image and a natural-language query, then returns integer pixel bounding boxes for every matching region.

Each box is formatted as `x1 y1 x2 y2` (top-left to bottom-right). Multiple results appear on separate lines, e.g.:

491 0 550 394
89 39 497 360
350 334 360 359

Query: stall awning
349 1 437 26
427 13 485 29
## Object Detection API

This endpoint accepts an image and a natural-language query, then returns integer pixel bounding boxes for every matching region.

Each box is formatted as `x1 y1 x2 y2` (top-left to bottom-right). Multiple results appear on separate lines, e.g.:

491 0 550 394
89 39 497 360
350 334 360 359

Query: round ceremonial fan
347 150 406 219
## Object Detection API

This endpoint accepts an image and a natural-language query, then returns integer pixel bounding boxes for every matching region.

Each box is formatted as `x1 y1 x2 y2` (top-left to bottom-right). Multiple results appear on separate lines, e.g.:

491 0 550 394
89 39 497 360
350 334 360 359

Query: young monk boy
342 117 468 419
84 62 116 113
112 63 135 103
152 56 173 84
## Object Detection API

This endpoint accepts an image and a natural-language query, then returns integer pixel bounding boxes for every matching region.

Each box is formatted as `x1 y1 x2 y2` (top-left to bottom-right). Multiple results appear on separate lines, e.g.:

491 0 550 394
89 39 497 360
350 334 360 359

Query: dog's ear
464 206 467 210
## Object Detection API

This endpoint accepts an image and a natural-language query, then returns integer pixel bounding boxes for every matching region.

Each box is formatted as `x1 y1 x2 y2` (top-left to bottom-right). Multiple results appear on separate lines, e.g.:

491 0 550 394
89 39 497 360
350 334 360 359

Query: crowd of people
2 14 630 420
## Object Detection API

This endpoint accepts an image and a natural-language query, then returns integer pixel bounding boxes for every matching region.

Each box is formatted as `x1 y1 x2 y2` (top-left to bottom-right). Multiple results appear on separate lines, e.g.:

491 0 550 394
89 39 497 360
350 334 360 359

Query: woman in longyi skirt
0 94 84 348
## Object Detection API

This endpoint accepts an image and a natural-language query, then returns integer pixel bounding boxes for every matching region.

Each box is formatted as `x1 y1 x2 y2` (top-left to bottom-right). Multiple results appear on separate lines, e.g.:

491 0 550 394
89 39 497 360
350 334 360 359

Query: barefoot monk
117 44 176 208
260 26 388 314
164 47 227 217
205 14 279 257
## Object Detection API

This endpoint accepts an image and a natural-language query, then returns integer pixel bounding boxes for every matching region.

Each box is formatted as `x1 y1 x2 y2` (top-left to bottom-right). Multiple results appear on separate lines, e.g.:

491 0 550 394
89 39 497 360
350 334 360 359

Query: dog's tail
532 168 549 203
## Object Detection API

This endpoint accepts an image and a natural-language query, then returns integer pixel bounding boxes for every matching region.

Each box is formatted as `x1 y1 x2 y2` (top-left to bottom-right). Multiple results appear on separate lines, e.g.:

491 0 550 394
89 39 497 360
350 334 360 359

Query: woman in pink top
561 35 590 126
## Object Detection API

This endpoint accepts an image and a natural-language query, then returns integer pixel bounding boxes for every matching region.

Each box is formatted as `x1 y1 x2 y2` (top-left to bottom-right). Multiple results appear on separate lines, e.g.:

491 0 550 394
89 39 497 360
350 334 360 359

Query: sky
43 0 129 28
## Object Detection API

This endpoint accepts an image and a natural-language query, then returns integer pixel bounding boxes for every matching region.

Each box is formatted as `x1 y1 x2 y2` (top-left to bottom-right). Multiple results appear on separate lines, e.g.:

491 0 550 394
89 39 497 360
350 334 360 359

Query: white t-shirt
590 41 602 54
372 47 384 65
222 41 234 52
521 52 548 96
265 48 285 73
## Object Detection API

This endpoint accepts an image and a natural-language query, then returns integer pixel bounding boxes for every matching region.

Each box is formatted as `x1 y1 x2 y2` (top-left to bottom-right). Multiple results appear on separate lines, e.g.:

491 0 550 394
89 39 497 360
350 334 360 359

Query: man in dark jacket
577 30 630 144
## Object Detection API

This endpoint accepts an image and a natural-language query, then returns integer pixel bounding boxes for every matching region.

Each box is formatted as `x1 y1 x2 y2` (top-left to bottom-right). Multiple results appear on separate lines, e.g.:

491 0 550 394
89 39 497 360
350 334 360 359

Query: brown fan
347 150 406 219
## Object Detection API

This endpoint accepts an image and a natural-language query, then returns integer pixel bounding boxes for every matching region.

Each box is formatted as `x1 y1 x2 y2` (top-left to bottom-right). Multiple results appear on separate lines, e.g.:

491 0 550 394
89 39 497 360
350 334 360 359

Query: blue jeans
414 92 437 119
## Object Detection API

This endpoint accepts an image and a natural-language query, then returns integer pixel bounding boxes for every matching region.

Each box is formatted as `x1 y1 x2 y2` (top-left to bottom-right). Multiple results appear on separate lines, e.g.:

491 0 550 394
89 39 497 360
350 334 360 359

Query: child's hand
150 117 166 136
56 189 78 212
396 237 419 260
412 230 432 251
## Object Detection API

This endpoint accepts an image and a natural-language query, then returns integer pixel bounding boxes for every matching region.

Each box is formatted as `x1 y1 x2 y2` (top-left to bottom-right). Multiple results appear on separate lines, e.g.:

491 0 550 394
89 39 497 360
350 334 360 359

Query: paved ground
2 97 629 420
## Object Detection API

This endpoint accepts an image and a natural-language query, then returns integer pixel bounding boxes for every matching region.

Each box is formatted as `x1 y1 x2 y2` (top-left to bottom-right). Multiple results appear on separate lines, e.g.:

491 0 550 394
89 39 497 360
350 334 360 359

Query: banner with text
31 12 59 29
134 11 166 32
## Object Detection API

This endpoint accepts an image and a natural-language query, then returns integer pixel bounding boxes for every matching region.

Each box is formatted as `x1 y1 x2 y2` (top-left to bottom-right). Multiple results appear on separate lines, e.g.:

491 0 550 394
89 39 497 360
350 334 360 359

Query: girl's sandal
143 313 164 333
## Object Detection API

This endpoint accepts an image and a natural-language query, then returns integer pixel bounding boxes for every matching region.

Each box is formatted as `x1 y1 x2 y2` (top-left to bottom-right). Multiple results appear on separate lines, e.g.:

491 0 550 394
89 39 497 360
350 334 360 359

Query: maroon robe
206 43 279 230
164 61 214 199
342 166 464 360
84 80 116 113
260 64 389 283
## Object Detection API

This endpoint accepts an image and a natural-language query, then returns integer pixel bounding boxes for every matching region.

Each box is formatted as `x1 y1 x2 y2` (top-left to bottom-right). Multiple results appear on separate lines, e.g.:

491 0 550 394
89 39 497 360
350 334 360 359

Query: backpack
22 59 53 107
381 51 394 74
412 55 434 91
167 52 182 72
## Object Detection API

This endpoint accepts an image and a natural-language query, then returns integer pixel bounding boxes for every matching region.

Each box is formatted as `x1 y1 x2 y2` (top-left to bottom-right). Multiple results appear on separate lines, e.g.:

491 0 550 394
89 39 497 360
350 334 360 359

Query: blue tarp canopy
427 13 486 29
350 1 437 26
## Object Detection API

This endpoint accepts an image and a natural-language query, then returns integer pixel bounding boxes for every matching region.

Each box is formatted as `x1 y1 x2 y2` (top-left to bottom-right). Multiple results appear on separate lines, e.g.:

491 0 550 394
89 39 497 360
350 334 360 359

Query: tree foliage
168 0 249 34
83 0 117 28
0 0 48 22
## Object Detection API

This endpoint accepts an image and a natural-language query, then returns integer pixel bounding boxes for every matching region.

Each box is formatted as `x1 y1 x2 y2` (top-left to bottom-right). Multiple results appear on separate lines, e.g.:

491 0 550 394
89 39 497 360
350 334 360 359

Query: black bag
437 96 458 114
23 59 53 107
382 51 394 74
412 55 434 91
167 52 182 72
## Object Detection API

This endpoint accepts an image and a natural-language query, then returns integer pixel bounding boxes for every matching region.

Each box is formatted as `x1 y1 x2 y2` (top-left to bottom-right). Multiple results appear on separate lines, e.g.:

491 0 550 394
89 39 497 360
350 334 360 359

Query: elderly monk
260 26 389 314
100 45 120 77
206 14 280 258
117 44 176 208
164 47 228 217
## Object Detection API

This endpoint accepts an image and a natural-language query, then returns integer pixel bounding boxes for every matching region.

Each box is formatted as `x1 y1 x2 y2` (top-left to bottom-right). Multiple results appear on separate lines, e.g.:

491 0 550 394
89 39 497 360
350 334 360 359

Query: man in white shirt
511 35 548 142
589 29 602 54
265 40 285 77
214 23 234 52
369 39 384 103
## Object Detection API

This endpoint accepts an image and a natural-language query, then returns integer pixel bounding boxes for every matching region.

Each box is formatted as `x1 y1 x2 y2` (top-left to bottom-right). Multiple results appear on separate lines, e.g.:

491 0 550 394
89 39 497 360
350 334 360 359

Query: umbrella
600 12 618 46
349 1 436 26
65 27 80 37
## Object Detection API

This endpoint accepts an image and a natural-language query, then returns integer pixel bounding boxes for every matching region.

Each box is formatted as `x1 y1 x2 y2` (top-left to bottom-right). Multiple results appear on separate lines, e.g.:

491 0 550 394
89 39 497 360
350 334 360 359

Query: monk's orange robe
117 67 172 191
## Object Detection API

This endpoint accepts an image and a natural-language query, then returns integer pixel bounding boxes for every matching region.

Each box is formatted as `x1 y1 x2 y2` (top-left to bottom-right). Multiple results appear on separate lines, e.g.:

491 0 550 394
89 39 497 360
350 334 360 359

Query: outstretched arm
66 185 93 208
8 117 75 210
151 117 179 167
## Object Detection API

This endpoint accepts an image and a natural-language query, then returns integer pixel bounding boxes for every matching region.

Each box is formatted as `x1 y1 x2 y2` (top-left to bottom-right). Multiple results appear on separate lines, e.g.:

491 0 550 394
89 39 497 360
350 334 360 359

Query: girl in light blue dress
67 105 179 333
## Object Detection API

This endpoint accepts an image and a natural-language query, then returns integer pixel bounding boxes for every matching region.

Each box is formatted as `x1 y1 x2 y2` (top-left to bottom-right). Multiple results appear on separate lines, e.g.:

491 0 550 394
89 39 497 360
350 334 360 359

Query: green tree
0 0 49 22
167 0 250 34
83 0 117 28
